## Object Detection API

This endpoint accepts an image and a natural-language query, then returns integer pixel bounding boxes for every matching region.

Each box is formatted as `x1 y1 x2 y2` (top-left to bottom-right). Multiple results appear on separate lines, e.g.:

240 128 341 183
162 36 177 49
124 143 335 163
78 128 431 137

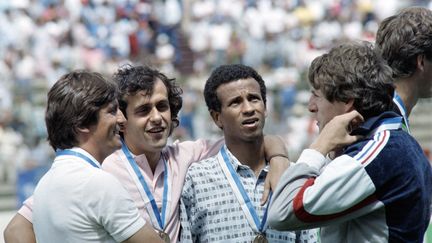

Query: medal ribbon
55 149 100 168
393 92 410 133
217 146 271 234
121 139 170 231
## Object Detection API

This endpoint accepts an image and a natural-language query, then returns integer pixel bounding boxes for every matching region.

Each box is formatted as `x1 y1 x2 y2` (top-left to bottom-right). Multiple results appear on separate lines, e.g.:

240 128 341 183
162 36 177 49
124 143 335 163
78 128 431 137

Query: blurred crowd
0 0 430 187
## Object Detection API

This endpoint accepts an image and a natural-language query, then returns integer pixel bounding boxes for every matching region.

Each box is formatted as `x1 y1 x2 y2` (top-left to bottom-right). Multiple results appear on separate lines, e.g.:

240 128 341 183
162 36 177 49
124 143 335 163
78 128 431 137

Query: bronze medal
157 230 170 243
253 233 268 243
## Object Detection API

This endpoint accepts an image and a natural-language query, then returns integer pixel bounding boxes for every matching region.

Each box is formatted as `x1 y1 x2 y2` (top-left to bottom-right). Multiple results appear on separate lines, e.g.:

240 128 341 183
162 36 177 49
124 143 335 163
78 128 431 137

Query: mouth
113 126 121 136
242 118 259 127
147 126 166 134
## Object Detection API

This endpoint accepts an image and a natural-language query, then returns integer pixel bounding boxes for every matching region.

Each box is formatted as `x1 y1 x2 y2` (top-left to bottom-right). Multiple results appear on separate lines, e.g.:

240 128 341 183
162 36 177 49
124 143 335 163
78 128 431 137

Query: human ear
210 110 223 129
417 54 425 71
345 99 355 112
77 127 90 134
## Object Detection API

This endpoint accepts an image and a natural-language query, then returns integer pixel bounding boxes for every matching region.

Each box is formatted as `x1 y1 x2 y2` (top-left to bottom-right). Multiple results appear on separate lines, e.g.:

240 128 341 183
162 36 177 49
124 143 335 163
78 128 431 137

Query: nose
308 95 317 113
149 107 162 123
242 100 255 114
116 108 127 125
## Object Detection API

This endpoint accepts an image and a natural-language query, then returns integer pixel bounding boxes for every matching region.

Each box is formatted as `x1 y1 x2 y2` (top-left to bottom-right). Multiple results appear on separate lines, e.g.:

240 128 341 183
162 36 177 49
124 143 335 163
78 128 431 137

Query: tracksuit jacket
268 111 432 243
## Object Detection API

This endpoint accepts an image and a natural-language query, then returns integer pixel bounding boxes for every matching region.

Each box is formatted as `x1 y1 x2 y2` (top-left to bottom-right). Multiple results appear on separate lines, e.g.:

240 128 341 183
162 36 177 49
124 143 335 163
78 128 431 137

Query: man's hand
310 110 364 156
262 156 290 205
262 135 290 205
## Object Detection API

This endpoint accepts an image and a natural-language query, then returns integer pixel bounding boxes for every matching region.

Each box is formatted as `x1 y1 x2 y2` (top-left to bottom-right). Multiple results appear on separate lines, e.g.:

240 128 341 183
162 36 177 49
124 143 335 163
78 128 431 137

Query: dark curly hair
45 70 118 150
308 41 394 119
376 7 432 79
113 64 183 122
204 64 266 112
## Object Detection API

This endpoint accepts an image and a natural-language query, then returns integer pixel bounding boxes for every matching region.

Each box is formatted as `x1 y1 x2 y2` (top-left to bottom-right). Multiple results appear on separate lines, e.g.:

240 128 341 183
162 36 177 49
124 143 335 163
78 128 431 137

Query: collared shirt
18 139 223 243
33 147 145 242
180 145 319 243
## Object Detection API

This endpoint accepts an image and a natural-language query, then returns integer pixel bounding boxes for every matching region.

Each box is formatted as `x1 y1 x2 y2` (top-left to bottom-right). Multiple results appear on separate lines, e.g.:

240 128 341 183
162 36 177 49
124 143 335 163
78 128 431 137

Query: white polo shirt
33 147 145 243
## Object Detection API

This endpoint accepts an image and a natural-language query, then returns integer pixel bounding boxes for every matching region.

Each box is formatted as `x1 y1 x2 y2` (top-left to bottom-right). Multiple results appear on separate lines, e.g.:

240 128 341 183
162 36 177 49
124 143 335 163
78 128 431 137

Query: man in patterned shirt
179 64 321 242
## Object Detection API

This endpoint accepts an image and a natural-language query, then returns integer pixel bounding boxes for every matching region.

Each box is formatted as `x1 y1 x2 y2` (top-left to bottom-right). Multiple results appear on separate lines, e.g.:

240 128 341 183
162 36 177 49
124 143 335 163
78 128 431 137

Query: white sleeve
269 149 376 230
85 171 146 242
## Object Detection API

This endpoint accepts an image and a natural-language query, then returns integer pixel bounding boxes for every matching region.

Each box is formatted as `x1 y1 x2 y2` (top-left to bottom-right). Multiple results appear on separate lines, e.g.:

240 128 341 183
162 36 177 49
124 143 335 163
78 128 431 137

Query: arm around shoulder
4 213 36 243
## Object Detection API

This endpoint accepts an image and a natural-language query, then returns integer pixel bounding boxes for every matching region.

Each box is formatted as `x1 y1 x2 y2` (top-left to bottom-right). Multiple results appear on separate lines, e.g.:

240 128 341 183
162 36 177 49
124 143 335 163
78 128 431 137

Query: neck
78 143 105 165
395 78 419 117
225 137 266 177
145 152 161 173
124 137 161 173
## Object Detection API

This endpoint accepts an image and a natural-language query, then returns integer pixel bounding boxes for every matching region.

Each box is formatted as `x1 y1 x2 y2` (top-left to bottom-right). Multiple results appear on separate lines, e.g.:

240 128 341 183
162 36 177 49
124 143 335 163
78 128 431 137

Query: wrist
309 140 330 156
267 153 289 162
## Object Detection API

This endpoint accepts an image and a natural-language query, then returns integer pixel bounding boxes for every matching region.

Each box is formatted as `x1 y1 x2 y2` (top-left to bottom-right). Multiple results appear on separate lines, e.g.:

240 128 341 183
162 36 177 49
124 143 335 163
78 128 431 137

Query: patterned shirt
180 145 319 243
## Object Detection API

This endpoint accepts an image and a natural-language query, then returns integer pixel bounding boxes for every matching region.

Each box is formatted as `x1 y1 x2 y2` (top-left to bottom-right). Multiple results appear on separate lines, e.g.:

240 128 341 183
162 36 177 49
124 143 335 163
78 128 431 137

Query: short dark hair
113 64 183 120
204 64 266 112
308 41 394 119
45 70 118 150
376 7 432 79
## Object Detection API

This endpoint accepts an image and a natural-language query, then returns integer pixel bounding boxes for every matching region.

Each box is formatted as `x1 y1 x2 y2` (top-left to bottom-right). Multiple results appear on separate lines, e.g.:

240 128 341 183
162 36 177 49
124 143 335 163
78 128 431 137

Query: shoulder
187 156 219 174
102 150 124 169
87 168 125 191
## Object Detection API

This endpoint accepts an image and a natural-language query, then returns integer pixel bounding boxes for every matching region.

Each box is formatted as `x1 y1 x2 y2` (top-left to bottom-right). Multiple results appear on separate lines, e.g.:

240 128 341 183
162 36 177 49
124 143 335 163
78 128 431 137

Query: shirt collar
58 147 101 168
350 111 403 137
222 144 270 174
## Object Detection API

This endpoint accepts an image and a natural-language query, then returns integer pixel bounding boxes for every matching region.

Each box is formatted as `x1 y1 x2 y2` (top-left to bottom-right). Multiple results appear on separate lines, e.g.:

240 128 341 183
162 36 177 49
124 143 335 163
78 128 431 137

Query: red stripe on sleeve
293 178 377 222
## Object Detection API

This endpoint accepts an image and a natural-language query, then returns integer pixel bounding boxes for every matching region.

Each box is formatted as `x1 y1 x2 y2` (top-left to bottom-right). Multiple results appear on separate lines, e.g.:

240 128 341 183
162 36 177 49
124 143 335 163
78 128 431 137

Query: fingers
260 180 270 205
343 110 364 126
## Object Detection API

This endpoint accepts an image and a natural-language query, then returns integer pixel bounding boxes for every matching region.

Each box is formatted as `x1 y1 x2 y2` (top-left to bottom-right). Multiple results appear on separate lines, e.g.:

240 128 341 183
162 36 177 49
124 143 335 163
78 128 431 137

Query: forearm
268 161 321 230
263 135 288 160
4 213 36 243
269 149 376 230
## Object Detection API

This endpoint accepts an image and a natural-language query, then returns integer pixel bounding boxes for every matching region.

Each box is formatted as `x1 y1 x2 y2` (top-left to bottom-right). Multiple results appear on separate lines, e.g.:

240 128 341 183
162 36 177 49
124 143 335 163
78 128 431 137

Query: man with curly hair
268 41 432 242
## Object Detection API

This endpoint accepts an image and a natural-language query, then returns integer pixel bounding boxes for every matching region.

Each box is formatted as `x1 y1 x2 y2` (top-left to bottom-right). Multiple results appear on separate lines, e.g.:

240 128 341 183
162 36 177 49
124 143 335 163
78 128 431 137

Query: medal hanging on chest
253 233 268 243
157 229 171 243
218 147 272 242
121 140 172 242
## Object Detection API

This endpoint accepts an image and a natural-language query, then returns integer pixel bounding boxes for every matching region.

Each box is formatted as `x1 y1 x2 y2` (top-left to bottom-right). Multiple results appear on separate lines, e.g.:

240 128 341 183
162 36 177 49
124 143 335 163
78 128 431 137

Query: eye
108 103 118 115
136 105 152 116
156 101 170 112
248 94 261 102
228 99 240 107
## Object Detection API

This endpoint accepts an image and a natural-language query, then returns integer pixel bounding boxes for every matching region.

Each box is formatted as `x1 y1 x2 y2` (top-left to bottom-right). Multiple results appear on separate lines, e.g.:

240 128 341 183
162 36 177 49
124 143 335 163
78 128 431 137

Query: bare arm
4 213 36 243
261 134 291 204
122 224 163 243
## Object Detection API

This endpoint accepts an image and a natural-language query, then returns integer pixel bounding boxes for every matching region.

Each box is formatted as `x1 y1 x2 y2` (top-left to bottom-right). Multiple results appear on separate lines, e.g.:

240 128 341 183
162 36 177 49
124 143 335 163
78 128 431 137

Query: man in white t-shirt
26 70 162 242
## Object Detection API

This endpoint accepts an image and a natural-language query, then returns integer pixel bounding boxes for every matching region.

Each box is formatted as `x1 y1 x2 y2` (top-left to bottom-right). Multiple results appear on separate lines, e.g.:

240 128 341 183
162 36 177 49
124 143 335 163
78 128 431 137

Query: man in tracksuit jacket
268 41 432 243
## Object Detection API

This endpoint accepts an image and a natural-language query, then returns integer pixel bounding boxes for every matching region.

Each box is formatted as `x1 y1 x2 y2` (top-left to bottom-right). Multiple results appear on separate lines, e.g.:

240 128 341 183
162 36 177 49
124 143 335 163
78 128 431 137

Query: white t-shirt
33 147 145 243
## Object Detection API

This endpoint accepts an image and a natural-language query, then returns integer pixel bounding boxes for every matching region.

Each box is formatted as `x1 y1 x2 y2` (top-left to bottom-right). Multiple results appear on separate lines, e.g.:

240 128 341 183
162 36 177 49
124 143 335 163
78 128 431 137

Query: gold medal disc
253 233 268 243
157 230 170 243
